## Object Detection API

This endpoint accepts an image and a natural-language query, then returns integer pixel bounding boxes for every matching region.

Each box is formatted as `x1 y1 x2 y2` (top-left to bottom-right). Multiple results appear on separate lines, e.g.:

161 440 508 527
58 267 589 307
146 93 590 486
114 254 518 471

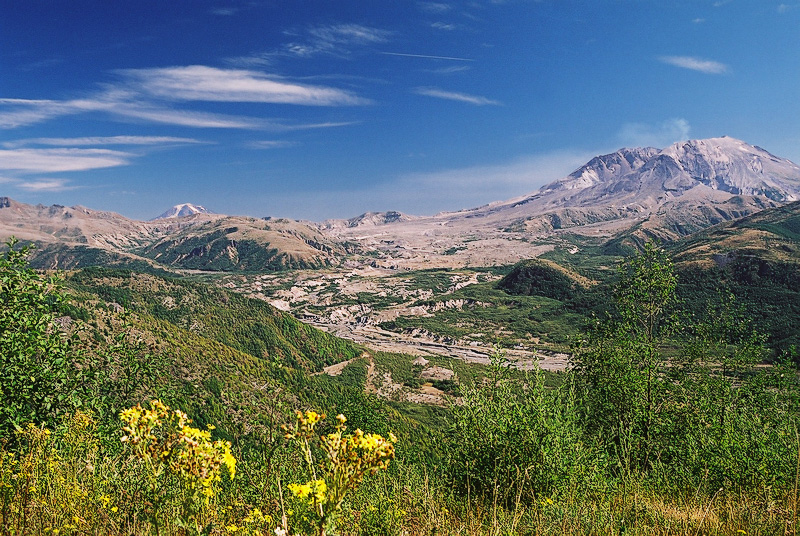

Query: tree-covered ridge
67 267 361 372
496 258 592 301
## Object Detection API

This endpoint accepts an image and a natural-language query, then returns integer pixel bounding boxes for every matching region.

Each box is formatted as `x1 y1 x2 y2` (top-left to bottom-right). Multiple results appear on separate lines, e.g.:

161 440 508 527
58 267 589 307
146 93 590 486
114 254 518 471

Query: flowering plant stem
282 411 396 536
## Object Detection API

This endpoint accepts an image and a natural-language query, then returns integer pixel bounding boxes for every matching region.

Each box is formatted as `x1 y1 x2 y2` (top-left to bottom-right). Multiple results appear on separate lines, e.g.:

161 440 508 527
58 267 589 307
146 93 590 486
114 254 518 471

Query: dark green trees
577 242 800 490
576 242 678 471
0 239 77 435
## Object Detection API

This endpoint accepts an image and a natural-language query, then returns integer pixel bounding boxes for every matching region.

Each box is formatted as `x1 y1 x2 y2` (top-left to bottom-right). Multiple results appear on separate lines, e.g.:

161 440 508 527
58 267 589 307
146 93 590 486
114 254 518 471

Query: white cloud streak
418 2 452 14
0 98 83 128
119 65 371 105
414 87 501 106
0 64 369 130
0 148 132 173
210 7 238 16
659 55 729 74
0 95 265 129
3 136 206 148
248 140 298 149
110 103 266 128
276 121 360 131
309 24 391 46
429 65 472 74
16 178 80 192
281 23 392 58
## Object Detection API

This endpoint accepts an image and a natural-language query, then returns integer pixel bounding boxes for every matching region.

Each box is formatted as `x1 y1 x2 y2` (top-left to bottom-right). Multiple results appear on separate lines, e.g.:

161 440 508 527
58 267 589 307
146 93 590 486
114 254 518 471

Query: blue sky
1 1 799 220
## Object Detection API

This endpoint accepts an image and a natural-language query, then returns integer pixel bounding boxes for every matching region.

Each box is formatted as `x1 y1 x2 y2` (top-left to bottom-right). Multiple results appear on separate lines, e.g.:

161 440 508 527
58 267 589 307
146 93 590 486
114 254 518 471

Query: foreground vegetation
2 239 800 535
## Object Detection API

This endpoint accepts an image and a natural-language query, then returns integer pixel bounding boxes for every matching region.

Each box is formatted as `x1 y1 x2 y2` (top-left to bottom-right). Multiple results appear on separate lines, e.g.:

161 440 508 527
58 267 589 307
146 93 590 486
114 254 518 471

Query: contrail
380 52 474 61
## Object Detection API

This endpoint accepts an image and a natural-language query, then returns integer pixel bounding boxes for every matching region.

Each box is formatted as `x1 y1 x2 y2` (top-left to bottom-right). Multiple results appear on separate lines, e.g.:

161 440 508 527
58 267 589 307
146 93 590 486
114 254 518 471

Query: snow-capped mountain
152 203 213 220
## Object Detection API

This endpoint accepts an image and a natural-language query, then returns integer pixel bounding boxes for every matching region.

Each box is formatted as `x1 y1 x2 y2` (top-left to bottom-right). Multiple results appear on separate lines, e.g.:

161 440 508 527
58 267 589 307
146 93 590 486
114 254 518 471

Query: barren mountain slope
0 198 345 271
133 216 345 271
324 137 800 267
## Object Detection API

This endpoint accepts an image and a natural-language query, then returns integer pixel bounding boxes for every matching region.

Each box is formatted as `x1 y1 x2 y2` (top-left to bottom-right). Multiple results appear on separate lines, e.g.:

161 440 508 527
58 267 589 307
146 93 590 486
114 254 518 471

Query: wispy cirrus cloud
428 65 472 74
659 55 729 74
418 2 452 14
0 98 84 129
414 87 501 106
3 136 206 149
276 121 360 131
0 95 266 129
0 136 208 194
119 65 371 105
0 148 132 173
210 7 239 16
16 178 80 192
248 140 298 149
382 51 474 62
309 24 391 46
281 23 392 58
0 64 370 130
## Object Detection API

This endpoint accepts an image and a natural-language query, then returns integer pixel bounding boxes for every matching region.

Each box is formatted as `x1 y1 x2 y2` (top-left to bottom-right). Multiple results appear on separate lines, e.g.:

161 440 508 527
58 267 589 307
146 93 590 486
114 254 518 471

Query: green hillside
67 267 361 372
496 258 592 300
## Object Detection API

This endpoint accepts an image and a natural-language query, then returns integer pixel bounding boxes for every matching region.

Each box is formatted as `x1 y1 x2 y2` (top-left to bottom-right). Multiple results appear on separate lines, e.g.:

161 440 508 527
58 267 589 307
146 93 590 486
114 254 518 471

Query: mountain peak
152 203 212 220
542 146 660 193
536 137 800 202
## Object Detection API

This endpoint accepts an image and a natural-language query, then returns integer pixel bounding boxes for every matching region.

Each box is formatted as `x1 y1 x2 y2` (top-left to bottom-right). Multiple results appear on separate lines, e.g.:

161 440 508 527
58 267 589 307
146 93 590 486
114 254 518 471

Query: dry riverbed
217 265 571 372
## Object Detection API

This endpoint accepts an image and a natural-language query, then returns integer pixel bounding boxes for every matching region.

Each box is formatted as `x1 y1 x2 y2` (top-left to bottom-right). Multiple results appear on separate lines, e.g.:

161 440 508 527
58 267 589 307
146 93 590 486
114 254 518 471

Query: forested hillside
3 237 800 535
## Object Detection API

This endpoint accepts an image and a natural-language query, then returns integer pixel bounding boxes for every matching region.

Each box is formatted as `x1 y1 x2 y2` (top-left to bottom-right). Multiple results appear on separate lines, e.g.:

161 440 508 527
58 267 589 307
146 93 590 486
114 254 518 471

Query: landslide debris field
214 264 574 372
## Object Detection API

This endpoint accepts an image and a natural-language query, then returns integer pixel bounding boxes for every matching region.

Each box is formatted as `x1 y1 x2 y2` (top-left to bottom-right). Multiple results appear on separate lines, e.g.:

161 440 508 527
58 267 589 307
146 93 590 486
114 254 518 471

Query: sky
1 1 799 221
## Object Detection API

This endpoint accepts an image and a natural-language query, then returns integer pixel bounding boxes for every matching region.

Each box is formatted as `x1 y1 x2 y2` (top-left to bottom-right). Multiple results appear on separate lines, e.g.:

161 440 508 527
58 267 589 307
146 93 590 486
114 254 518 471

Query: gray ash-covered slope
323 137 800 268
485 137 800 235
383 137 800 237
319 210 419 230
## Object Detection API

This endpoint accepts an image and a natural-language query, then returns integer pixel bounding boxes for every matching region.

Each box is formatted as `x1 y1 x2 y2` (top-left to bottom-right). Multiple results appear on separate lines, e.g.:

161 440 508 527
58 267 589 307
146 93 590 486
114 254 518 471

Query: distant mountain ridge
539 138 799 202
3 136 800 270
500 137 800 220
322 137 800 268
0 198 343 271
320 210 418 230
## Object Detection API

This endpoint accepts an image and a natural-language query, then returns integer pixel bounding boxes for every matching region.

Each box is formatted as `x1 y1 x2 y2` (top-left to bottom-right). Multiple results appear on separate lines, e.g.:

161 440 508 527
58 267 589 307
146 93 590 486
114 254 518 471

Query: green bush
0 239 79 436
